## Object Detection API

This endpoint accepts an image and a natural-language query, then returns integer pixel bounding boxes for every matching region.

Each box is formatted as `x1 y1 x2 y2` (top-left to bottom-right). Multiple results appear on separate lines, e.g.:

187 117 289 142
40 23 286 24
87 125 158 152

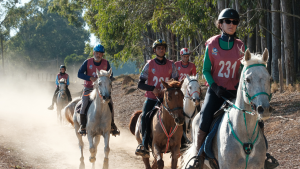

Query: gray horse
67 69 112 169
182 48 272 169
57 78 69 123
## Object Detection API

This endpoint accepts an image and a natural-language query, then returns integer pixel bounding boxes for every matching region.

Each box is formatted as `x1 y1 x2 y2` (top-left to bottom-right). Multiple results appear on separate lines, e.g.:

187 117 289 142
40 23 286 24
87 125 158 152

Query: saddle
75 99 93 115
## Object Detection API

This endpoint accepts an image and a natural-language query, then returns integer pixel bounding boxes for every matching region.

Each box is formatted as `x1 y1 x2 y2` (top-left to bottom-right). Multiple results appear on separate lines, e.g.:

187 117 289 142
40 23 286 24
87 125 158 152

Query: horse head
241 48 273 120
161 80 185 126
58 78 67 98
95 68 112 103
184 74 201 106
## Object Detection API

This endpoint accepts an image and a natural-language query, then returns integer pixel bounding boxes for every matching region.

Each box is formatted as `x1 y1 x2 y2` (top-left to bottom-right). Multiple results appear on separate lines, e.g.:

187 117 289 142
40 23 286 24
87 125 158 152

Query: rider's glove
211 83 226 98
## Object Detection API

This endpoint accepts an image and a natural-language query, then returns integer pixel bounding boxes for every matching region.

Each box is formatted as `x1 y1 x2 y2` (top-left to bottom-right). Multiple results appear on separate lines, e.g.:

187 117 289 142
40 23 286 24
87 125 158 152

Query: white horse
182 48 272 169
181 74 201 142
57 78 68 123
69 69 112 169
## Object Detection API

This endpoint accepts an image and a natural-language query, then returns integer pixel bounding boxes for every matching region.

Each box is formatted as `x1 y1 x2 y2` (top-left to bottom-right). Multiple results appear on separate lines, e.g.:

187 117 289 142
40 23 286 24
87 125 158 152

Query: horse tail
180 142 198 169
129 110 142 135
64 106 74 126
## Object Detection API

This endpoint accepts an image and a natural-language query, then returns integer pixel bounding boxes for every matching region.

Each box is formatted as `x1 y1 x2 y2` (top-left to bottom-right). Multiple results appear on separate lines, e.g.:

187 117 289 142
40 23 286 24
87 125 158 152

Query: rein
224 63 271 169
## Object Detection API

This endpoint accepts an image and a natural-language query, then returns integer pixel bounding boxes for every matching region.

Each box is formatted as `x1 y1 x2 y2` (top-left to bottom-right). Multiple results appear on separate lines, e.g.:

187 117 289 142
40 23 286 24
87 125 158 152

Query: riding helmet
93 44 105 53
152 39 167 50
60 65 66 70
180 48 190 55
218 8 240 21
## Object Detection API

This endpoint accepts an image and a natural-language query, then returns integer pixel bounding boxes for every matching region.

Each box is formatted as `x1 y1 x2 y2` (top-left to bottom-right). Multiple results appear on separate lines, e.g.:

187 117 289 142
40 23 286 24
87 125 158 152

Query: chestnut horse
129 80 185 169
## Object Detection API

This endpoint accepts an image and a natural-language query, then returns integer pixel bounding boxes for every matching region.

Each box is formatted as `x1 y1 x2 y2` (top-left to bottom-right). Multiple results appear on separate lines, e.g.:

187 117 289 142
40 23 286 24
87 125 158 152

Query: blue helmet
93 44 105 53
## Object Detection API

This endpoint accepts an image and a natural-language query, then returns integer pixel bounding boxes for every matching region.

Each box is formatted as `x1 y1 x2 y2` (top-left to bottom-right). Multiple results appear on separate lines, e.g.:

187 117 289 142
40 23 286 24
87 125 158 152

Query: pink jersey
145 59 173 99
175 61 196 81
206 34 245 90
57 73 68 81
84 58 108 88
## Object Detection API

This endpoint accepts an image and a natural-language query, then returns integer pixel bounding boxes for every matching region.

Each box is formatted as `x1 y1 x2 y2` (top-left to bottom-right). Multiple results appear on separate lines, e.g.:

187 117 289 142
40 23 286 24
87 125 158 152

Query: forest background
0 0 299 86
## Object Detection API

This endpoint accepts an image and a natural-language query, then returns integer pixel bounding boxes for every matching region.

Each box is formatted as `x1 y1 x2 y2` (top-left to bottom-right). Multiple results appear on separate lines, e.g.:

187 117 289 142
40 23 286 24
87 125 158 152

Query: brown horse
129 80 185 169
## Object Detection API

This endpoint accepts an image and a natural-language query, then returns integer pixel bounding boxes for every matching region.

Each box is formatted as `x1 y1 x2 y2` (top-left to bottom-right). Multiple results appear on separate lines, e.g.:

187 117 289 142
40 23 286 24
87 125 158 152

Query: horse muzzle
102 95 111 102
192 97 200 106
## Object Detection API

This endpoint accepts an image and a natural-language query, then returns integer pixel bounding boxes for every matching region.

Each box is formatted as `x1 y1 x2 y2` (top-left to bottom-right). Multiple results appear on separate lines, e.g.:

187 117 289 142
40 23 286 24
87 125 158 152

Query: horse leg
90 135 100 169
152 144 163 169
170 145 181 169
102 132 110 169
87 134 97 164
142 157 151 169
75 127 85 169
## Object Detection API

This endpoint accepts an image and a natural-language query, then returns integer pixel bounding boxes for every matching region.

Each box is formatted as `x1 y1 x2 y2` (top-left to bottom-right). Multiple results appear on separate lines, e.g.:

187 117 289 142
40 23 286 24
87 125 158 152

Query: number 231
218 61 237 78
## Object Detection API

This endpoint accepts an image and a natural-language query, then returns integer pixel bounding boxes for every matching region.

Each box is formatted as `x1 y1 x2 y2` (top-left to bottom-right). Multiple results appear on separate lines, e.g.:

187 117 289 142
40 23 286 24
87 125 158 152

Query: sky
6 0 99 46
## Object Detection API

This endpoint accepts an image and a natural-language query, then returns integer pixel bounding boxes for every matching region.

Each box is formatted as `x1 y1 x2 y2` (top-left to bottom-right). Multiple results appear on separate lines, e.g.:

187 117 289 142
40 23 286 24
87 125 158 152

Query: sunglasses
223 19 239 25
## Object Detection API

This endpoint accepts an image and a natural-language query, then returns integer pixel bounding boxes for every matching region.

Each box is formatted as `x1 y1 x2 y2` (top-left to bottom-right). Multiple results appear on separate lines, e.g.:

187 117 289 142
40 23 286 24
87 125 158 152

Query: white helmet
180 48 190 55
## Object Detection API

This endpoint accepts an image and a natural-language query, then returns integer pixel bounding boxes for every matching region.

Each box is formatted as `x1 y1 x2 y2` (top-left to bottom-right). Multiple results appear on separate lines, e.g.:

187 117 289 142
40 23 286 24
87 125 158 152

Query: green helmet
152 39 167 50
218 8 239 21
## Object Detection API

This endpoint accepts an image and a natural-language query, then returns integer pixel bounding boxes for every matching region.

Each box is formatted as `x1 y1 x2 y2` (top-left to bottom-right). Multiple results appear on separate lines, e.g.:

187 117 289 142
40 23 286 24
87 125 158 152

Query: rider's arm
171 62 179 81
78 60 91 81
106 61 114 79
55 75 59 86
202 46 215 86
137 63 155 91
66 76 70 85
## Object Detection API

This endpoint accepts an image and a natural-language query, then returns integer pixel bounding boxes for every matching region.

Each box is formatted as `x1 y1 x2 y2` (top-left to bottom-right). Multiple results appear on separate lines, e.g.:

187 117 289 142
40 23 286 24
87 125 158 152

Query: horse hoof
79 162 85 169
103 158 109 169
89 157 96 163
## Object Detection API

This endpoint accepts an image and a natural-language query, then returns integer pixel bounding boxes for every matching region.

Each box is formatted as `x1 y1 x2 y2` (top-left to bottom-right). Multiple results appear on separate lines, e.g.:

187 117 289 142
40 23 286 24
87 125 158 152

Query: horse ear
186 74 191 82
245 48 251 61
262 48 269 63
96 68 100 77
179 79 184 87
161 80 169 88
107 68 112 77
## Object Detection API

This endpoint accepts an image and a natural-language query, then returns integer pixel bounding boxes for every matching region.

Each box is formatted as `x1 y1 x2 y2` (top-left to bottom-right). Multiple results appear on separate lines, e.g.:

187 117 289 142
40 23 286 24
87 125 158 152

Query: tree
271 0 280 82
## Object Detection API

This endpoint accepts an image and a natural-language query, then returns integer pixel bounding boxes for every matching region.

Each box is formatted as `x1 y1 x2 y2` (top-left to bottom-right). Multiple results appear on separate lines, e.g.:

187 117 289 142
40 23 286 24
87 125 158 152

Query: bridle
184 79 201 100
156 87 183 119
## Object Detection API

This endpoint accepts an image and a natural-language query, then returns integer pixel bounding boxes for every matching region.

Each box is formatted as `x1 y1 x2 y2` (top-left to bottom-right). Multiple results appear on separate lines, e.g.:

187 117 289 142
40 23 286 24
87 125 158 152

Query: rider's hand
152 88 161 97
90 77 97 82
211 83 226 98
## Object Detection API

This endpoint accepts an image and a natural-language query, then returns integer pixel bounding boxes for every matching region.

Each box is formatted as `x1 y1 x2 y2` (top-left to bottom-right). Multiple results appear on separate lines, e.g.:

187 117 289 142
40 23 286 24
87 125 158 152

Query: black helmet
152 39 167 50
60 65 66 70
218 8 239 21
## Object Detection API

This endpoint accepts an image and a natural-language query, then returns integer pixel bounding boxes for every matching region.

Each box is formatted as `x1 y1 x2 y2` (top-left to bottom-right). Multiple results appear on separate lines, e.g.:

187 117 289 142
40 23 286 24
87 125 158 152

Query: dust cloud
0 76 174 169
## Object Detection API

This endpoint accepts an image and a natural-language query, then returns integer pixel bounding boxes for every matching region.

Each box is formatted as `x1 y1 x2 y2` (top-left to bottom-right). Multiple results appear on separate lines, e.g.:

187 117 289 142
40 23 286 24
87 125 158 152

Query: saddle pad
75 100 93 115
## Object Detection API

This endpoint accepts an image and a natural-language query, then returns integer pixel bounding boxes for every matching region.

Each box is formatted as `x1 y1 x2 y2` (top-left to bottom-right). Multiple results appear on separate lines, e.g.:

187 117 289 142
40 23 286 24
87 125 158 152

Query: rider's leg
136 98 159 158
48 87 59 110
66 86 72 102
108 99 120 136
181 121 188 149
78 88 92 135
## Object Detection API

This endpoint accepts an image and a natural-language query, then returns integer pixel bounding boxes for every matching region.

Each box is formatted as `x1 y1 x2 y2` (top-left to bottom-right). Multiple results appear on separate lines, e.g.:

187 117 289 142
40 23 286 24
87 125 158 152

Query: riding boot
259 120 279 169
66 86 72 102
48 87 59 110
181 122 188 149
108 101 120 136
78 114 87 136
188 129 207 169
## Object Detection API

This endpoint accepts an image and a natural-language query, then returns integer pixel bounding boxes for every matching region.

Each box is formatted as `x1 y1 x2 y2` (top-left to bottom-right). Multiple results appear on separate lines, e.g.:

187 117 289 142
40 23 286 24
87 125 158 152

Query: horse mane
181 75 197 96
167 79 182 88
98 69 110 77
241 53 267 67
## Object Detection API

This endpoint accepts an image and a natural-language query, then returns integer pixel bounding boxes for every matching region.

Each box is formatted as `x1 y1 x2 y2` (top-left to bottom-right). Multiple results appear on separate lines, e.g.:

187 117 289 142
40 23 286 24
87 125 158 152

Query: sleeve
55 75 59 86
66 76 70 85
171 62 179 80
202 46 215 86
192 64 197 76
139 62 149 81
138 79 156 91
106 61 114 79
77 60 91 81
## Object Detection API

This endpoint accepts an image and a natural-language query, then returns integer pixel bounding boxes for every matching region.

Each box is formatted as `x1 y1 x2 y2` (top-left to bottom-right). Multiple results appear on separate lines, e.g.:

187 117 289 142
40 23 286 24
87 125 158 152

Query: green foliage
64 53 86 67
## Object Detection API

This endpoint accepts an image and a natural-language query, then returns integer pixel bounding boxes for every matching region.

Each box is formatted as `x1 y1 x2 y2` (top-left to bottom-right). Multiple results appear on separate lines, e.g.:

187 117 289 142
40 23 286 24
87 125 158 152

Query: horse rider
175 48 197 82
175 48 198 148
77 44 120 136
135 39 179 158
193 8 278 168
48 65 72 110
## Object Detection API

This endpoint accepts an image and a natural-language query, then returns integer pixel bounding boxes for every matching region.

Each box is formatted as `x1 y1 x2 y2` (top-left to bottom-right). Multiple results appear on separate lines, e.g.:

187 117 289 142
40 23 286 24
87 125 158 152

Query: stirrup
186 157 200 169
135 144 150 158
265 153 279 169
78 126 87 136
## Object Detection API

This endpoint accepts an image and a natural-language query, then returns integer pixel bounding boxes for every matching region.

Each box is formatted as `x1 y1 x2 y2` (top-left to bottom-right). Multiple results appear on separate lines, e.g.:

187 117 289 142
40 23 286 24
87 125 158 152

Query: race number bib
153 76 169 90
218 61 237 78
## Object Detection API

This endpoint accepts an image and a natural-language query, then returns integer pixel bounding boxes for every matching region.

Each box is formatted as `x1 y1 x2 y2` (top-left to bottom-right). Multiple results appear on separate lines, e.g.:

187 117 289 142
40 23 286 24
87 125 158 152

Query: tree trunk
235 0 240 13
278 59 283 93
271 0 280 82
1 36 3 75
259 0 267 52
177 35 180 61
247 5 256 52
266 0 272 73
281 11 286 79
282 0 294 85
256 24 261 53
292 0 298 74
218 0 225 13
171 33 176 61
